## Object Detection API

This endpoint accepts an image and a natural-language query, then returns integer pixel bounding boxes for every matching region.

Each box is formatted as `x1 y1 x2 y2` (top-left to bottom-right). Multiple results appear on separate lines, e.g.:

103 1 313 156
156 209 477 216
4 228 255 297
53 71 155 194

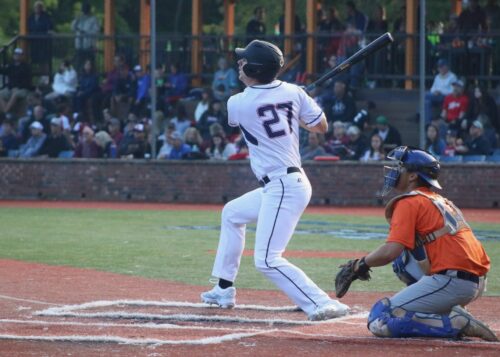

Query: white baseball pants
211 170 332 315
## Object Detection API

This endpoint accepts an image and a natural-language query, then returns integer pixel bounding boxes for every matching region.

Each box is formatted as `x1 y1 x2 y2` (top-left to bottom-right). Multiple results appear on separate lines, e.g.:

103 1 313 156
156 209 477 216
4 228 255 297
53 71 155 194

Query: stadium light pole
150 0 157 158
419 0 426 149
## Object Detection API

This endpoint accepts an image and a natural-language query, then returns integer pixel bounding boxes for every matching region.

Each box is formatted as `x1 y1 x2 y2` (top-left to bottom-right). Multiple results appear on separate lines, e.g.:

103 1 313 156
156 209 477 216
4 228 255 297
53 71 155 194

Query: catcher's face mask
381 146 408 196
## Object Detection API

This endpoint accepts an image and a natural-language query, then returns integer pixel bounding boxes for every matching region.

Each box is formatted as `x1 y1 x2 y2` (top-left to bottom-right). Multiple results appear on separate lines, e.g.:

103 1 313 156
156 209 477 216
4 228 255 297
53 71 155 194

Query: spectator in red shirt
441 79 469 130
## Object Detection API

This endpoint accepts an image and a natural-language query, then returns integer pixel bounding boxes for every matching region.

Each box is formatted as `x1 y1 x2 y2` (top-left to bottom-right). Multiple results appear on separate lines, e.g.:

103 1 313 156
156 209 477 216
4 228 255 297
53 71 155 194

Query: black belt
437 270 480 284
259 167 301 186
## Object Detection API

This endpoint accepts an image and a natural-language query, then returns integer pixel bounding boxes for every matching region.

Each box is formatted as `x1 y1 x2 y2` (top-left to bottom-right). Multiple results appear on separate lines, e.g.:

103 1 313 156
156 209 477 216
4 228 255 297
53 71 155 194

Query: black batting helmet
235 40 284 84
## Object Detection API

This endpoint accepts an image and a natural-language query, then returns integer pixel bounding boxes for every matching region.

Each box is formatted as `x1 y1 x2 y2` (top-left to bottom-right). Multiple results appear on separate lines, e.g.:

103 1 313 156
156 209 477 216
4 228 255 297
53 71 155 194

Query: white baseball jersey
209 78 345 318
227 80 323 179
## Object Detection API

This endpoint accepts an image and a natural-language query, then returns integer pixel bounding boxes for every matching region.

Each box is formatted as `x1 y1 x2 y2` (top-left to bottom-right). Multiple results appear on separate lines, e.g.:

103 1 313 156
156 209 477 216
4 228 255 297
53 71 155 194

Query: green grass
0 207 499 295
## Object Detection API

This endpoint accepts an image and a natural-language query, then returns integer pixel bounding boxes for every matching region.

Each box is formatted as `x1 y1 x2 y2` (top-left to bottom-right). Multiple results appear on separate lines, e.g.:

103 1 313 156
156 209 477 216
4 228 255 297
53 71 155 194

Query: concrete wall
0 159 499 208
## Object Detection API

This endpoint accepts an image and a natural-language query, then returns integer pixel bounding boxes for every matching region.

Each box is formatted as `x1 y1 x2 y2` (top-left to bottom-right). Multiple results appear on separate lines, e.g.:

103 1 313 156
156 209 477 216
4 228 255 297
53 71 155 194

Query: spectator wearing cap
118 115 137 154
424 58 457 123
371 115 402 152
0 48 32 114
212 57 238 101
345 125 368 160
475 113 499 150
19 121 47 157
38 117 71 158
441 79 469 131
74 126 102 158
456 120 492 155
322 80 357 124
301 132 326 160
119 123 151 159
168 131 191 160
0 119 19 156
443 129 459 157
18 121 46 157
19 104 48 142
131 65 151 117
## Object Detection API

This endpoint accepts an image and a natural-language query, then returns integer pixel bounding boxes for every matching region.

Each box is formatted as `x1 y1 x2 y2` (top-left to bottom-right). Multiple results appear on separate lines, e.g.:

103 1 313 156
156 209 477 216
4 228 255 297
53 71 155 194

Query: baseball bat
305 32 394 93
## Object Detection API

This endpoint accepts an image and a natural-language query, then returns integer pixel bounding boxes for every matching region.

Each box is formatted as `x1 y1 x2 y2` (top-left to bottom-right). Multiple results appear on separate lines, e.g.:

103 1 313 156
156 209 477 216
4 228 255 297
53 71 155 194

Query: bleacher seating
439 155 463 163
462 155 487 163
486 154 500 163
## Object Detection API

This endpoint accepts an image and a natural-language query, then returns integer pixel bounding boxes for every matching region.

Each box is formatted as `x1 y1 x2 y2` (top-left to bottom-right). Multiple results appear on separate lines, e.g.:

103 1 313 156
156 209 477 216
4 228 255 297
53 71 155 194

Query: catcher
335 146 498 341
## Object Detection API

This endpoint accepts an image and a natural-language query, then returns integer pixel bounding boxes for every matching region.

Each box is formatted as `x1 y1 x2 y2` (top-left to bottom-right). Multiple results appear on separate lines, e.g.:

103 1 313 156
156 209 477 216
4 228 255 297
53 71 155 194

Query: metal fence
1 31 500 89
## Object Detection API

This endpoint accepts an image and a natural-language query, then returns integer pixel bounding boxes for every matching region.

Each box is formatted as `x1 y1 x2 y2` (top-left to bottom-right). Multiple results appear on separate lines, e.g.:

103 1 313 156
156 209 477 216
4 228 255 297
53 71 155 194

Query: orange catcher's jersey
386 187 490 276
227 80 323 180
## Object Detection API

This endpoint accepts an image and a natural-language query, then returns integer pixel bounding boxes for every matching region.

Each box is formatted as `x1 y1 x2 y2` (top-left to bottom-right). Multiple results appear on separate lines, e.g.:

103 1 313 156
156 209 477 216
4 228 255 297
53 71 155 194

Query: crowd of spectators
423 57 499 158
1 1 500 163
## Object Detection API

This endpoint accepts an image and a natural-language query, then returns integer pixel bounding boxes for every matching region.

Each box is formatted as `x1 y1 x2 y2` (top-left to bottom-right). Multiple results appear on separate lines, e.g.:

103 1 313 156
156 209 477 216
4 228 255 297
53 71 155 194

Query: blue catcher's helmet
381 146 441 196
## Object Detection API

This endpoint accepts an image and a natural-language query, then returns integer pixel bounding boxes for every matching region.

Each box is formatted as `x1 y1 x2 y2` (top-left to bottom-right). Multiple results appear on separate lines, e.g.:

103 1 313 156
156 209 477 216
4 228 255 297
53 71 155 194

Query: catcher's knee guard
367 298 392 337
368 298 461 338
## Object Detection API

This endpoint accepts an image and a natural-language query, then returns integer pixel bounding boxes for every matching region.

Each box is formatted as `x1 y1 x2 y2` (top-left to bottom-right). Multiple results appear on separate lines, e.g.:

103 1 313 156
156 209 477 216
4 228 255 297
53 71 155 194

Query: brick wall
0 159 499 208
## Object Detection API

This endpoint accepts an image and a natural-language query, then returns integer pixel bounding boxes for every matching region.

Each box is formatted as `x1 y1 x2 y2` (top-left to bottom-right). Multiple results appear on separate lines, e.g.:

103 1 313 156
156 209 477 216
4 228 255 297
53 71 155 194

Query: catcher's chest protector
385 190 470 246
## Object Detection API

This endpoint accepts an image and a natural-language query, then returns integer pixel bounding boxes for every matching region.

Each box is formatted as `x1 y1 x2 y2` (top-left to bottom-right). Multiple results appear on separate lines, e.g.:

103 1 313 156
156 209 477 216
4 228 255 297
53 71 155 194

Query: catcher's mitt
335 258 371 298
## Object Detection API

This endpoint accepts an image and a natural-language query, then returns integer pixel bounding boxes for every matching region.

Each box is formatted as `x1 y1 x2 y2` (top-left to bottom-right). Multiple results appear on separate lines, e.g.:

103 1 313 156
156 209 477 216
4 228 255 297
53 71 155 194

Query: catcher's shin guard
368 298 461 339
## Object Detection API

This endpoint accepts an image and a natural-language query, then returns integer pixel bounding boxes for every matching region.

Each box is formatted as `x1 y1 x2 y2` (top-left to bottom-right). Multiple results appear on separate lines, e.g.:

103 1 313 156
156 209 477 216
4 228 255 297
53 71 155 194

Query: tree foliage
0 0 456 44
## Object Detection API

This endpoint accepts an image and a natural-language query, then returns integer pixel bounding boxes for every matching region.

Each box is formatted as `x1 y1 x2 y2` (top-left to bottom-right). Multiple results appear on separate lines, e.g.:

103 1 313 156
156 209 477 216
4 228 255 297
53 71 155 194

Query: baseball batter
201 40 349 320
335 146 498 341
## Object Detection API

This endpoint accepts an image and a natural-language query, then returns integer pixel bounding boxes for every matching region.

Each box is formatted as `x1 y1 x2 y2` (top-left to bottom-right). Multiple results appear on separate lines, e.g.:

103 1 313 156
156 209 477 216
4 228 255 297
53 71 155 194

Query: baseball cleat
451 305 499 342
308 300 350 321
201 285 236 309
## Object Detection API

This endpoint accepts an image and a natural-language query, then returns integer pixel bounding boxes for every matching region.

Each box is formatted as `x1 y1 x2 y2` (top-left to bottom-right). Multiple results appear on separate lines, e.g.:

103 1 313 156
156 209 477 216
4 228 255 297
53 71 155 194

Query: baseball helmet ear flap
242 63 263 77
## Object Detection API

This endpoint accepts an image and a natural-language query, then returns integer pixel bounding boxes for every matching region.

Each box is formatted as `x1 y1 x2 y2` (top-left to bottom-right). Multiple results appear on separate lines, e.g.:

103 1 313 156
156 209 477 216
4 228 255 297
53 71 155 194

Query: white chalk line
38 299 300 315
0 314 370 346
0 331 273 346
0 319 269 333
1 298 370 346
0 294 59 306
36 310 317 325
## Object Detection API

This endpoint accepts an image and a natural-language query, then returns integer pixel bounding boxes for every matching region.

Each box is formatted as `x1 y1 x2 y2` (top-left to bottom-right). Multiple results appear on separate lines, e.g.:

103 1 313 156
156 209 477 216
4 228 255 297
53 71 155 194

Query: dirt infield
0 200 498 223
0 259 499 357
